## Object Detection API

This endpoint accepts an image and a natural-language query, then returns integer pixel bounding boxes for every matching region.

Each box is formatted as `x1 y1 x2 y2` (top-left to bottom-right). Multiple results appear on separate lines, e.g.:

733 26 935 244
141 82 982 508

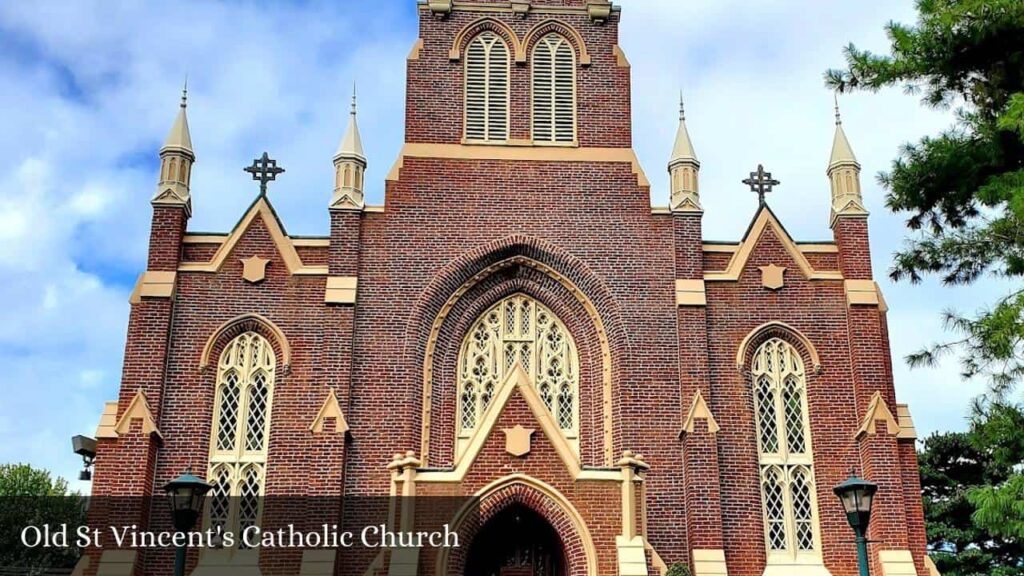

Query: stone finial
153 82 196 213
330 83 367 211
828 95 868 226
668 91 701 213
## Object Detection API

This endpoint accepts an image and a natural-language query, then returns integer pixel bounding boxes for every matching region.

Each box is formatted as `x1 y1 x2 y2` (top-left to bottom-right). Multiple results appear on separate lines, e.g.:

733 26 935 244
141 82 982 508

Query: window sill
762 562 832 576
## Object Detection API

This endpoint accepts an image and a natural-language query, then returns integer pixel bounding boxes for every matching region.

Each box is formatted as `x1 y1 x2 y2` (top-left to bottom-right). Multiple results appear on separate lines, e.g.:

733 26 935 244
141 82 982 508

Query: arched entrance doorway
464 504 565 576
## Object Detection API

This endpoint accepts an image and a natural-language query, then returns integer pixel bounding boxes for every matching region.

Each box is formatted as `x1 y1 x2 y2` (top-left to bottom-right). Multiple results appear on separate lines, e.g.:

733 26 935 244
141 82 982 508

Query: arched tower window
456 294 579 455
464 31 510 143
206 331 275 541
532 33 576 143
752 338 821 562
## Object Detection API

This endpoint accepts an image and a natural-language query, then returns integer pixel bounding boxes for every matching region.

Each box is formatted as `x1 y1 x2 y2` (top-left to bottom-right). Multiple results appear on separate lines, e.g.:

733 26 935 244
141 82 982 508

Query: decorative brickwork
90 2 929 575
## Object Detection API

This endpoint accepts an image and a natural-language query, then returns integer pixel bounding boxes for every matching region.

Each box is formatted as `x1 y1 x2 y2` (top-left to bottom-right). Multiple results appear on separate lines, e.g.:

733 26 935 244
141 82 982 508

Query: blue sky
0 0 1005 492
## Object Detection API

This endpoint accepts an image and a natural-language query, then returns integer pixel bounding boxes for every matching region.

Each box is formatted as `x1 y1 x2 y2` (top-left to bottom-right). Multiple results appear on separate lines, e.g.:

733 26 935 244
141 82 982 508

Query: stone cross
742 164 780 206
244 152 285 197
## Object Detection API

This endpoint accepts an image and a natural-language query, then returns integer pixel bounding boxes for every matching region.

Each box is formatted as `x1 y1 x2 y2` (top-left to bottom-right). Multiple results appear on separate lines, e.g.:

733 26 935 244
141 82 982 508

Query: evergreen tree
0 464 86 574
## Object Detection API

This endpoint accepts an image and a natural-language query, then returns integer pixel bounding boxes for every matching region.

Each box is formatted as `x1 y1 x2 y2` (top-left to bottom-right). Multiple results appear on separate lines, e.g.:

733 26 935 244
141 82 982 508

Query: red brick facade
88 2 928 575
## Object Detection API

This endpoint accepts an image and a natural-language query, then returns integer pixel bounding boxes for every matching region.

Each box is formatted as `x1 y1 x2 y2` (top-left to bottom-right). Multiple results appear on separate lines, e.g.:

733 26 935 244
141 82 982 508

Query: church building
84 1 934 575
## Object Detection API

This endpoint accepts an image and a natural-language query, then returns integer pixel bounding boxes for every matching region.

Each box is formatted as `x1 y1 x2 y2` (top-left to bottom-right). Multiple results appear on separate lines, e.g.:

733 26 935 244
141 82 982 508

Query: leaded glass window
752 338 821 560
456 294 579 455
206 332 275 544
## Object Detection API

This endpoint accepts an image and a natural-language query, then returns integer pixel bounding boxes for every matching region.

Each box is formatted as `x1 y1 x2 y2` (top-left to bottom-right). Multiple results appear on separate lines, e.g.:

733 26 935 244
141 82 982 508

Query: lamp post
833 473 878 576
163 470 212 576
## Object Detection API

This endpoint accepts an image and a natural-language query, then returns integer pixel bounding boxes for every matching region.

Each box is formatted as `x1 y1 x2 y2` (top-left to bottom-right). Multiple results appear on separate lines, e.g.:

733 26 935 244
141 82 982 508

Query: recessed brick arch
449 16 522 62
520 18 592 66
199 312 291 374
735 320 822 375
406 235 630 467
439 476 596 576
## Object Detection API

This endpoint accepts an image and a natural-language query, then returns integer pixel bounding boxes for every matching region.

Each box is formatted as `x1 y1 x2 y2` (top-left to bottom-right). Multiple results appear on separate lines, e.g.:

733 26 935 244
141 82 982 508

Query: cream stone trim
407 38 423 61
735 321 822 373
95 401 119 439
879 550 919 576
177 197 327 276
291 237 330 247
365 205 385 213
845 279 882 306
114 390 162 438
798 243 838 253
129 271 176 303
183 234 228 244
324 276 358 305
199 313 292 371
446 2 596 16
617 535 649 576
896 404 918 440
680 390 720 435
310 389 349 434
436 473 599 576
521 19 592 66
420 255 614 466
387 142 650 188
762 565 833 576
449 17 521 61
651 206 671 215
675 279 707 306
299 550 336 576
703 209 842 282
924 556 942 576
94 550 137 576
692 549 729 576
856 391 900 438
612 45 630 68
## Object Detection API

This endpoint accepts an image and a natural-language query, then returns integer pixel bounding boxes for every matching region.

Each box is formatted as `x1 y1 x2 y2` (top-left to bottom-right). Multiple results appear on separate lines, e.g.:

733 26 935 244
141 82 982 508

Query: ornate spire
161 79 193 157
153 82 196 212
335 82 365 162
827 95 867 226
668 90 701 213
829 95 858 169
331 82 367 211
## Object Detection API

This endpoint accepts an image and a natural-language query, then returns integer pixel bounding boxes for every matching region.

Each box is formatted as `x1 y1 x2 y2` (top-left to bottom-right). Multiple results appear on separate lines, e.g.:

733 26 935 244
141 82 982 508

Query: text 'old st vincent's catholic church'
83 1 934 576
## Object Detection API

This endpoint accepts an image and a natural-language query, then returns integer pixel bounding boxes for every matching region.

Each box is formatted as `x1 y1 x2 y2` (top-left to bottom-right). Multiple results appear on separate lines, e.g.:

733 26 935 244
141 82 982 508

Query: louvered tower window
532 33 576 143
206 332 275 546
464 31 509 142
456 294 579 457
752 338 822 562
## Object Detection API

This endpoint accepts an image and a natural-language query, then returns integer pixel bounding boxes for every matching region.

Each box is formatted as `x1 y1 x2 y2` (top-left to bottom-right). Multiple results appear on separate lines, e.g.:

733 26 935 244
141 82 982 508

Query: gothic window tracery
752 338 822 561
206 331 275 542
456 294 579 455
465 31 510 142
532 33 576 143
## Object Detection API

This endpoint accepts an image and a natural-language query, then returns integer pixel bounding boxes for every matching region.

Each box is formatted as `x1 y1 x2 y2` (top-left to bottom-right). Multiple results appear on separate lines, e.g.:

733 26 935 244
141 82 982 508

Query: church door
464 504 565 576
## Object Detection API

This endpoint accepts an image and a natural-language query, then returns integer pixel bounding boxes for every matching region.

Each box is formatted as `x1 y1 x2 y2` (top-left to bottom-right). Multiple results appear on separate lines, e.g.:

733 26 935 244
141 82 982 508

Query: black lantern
834 473 878 576
71 435 97 481
163 470 213 533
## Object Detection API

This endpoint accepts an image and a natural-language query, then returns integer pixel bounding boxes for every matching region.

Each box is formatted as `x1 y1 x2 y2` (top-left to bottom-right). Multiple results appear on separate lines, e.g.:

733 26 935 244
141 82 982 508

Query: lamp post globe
163 470 212 576
834 473 878 576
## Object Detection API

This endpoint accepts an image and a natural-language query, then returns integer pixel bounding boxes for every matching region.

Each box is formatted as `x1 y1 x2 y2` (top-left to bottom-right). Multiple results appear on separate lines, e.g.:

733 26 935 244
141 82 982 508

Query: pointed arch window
532 33 576 143
456 294 579 456
464 31 510 142
752 338 822 562
206 332 275 543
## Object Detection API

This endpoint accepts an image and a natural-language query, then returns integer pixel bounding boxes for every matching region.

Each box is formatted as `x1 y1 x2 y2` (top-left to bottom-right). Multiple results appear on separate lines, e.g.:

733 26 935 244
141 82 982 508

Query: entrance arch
439 475 597 576
465 504 565 576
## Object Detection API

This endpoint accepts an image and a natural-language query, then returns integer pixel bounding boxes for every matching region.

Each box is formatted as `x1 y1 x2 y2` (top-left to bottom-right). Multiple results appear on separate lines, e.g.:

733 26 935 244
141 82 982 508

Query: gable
177 197 326 276
704 207 842 282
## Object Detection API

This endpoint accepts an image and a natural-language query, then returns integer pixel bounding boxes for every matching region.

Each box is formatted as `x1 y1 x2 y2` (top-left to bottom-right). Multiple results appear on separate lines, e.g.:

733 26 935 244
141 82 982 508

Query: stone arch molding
449 17 591 66
735 320 822 374
409 235 628 467
199 313 292 373
437 474 597 576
